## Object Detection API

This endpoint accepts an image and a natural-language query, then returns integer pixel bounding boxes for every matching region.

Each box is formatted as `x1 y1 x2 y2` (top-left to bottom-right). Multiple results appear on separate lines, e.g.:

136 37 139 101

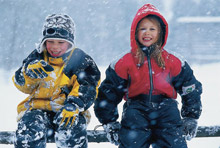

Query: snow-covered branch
0 126 220 144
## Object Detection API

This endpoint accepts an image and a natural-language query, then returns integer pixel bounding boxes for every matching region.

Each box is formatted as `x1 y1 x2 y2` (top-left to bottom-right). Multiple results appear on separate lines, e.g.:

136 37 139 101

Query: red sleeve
114 53 132 80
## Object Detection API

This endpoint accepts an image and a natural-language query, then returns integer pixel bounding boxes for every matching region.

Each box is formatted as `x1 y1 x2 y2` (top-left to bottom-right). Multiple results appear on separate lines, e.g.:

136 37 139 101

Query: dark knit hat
37 14 75 53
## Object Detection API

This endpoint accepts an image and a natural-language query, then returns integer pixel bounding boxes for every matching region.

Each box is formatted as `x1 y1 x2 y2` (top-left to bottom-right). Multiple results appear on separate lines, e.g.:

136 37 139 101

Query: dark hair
135 15 165 68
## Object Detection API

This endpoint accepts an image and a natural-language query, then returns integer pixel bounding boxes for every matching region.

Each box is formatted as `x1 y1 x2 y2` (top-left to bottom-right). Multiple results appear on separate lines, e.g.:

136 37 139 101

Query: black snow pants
119 95 187 148
14 109 87 148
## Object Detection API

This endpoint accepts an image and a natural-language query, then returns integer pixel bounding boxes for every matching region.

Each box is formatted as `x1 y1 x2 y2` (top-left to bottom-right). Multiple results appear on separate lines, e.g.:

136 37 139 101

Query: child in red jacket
94 3 202 148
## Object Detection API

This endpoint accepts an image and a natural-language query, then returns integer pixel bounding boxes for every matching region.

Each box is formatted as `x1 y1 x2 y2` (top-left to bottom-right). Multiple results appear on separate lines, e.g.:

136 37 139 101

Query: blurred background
1 0 220 147
0 0 220 70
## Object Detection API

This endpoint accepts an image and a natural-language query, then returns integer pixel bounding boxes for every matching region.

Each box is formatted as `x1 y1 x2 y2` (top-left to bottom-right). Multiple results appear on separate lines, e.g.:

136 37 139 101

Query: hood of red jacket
130 3 168 54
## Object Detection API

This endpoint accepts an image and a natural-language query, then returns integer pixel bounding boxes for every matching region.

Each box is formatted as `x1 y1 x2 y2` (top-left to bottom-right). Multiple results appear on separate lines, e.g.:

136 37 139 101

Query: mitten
25 60 54 79
53 103 79 128
103 121 121 145
182 117 198 141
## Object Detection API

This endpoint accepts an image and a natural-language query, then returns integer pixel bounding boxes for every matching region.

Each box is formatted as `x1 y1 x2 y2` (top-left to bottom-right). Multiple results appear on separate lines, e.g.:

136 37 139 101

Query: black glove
53 103 79 128
103 121 121 145
25 60 54 79
182 117 198 140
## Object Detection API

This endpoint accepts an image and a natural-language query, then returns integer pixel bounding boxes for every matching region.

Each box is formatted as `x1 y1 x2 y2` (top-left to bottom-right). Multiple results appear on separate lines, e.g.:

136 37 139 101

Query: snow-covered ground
0 63 220 148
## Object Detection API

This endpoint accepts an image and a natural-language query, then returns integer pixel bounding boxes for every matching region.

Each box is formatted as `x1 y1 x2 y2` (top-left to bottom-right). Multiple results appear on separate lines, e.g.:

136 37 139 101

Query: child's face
137 18 159 47
46 39 70 57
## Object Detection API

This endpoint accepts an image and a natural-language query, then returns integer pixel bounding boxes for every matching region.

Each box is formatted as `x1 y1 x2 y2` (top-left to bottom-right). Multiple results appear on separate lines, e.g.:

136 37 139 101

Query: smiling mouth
52 51 61 54
50 51 62 56
143 37 151 41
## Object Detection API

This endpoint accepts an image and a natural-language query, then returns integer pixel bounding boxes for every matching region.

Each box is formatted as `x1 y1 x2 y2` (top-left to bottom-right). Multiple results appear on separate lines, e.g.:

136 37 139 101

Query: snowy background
1 0 220 69
1 0 220 147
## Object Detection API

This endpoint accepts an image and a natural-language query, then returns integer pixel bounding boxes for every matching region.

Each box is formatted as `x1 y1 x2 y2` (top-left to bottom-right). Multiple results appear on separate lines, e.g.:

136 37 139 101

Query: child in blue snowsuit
94 3 202 148
12 14 100 148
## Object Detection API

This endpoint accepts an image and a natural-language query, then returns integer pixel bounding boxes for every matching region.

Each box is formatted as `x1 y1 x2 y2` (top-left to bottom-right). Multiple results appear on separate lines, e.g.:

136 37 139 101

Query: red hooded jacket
114 3 181 99
95 4 202 124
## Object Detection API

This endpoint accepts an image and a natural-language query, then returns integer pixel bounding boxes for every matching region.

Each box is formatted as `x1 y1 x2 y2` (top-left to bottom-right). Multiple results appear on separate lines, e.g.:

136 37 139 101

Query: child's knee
14 110 49 147
55 127 87 148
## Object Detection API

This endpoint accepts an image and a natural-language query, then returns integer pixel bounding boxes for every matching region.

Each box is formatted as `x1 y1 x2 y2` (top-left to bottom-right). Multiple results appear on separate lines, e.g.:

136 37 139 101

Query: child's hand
182 117 198 141
25 60 54 79
53 103 79 128
103 121 121 145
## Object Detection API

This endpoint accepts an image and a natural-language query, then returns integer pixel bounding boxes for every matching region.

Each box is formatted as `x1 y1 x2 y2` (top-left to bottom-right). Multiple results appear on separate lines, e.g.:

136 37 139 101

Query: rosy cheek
46 44 51 50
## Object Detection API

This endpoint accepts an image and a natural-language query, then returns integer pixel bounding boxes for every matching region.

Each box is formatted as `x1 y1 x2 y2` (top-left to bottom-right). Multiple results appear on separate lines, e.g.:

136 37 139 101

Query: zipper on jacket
146 51 153 103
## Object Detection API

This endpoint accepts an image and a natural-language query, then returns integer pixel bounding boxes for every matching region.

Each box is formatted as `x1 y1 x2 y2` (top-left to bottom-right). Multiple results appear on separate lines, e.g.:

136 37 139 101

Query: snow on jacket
94 4 202 124
13 48 100 121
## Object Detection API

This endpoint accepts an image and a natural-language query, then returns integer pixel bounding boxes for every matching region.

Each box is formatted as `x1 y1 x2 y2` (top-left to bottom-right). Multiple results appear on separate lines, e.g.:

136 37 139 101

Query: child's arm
94 65 127 124
12 50 53 94
12 66 39 94
63 49 101 112
170 57 202 140
173 62 202 119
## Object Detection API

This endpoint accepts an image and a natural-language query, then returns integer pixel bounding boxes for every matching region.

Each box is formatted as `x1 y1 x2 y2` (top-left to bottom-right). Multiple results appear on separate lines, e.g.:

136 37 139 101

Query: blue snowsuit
15 109 87 148
94 4 202 148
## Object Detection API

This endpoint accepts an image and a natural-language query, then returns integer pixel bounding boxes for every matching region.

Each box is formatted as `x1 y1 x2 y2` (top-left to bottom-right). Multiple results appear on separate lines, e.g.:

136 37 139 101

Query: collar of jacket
44 49 75 65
